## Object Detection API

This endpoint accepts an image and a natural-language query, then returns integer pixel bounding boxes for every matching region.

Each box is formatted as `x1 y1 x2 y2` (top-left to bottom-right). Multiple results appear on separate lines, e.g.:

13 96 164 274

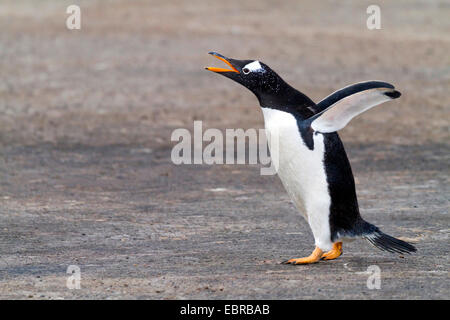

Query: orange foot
321 242 343 260
282 247 323 265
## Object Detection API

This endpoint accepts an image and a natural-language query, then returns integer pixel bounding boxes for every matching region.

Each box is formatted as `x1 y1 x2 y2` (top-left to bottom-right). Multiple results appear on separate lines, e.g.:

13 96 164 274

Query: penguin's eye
242 68 250 75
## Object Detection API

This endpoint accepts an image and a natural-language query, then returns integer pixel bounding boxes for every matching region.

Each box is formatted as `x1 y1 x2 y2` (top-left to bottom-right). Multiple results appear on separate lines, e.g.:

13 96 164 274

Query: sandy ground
0 0 449 299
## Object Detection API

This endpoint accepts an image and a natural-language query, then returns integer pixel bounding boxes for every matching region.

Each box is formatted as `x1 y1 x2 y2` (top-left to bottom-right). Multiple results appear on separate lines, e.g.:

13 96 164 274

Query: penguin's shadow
339 255 411 271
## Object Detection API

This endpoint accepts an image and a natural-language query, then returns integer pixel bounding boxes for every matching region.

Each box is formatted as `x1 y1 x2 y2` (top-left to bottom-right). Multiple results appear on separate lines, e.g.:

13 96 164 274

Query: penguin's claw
321 242 343 260
282 247 323 265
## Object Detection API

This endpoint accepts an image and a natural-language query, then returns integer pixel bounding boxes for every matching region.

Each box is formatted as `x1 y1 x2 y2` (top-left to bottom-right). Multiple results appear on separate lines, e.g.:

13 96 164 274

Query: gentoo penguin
206 52 416 264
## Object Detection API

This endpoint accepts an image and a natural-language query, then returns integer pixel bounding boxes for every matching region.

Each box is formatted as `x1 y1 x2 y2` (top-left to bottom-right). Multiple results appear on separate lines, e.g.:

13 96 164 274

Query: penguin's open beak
205 52 240 74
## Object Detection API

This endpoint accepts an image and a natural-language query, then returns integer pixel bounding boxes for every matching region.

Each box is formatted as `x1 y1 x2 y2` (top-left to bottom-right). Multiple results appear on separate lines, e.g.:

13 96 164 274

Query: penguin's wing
310 81 401 133
315 81 398 112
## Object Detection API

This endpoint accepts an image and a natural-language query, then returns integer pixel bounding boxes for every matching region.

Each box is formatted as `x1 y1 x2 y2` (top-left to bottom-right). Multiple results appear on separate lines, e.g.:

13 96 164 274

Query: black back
322 132 365 241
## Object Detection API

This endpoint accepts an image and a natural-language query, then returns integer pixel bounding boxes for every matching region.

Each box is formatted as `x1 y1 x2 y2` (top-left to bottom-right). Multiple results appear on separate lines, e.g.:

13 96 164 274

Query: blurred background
0 0 448 299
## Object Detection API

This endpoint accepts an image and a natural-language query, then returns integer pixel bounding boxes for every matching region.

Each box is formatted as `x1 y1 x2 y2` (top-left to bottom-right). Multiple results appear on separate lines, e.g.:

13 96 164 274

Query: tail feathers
364 231 417 254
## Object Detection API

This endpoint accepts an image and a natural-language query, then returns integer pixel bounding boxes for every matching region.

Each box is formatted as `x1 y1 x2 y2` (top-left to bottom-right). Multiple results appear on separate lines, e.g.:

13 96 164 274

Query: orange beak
205 52 240 73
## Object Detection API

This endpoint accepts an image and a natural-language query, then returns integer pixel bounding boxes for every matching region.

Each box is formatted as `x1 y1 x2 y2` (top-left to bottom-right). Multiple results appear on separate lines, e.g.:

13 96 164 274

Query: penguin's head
205 52 283 99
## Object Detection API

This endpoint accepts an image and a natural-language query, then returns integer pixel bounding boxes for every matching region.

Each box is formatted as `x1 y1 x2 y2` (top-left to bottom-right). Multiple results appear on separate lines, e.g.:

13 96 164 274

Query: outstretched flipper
310 81 401 133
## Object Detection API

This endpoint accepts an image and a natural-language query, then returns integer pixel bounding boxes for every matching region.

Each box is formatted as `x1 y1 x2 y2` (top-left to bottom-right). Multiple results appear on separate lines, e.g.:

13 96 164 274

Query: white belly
261 107 332 251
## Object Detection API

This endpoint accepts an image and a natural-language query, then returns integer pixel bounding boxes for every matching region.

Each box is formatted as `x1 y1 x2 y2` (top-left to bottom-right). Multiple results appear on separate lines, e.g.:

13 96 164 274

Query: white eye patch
243 61 264 73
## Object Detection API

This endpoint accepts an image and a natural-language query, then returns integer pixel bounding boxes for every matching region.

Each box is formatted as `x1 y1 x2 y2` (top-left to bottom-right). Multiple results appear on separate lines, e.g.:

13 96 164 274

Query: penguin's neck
255 80 316 119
